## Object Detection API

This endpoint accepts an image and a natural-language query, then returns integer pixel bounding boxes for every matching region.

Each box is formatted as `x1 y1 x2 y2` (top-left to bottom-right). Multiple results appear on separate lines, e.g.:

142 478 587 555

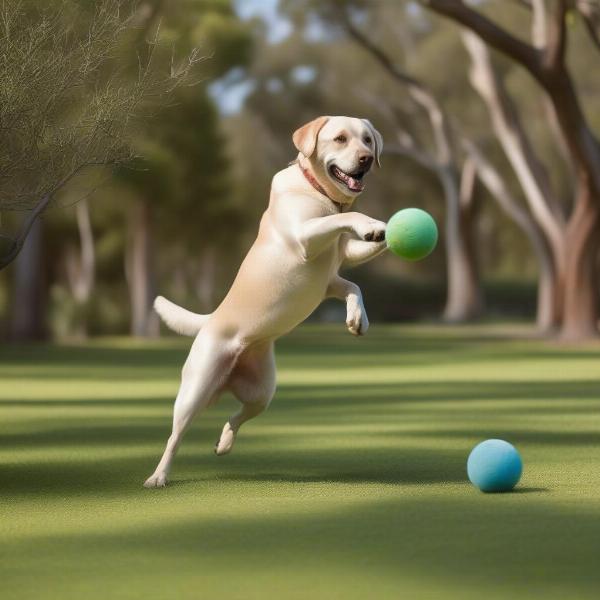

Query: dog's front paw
354 217 386 243
346 303 369 336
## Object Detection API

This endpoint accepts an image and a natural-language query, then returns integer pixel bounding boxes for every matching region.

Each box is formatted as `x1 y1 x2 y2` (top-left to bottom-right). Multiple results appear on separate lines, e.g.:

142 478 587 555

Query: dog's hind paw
143 472 168 488
215 422 237 456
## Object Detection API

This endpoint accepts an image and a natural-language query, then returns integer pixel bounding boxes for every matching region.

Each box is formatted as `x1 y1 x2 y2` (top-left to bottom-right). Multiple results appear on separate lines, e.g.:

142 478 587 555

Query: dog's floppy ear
293 116 329 158
362 119 383 167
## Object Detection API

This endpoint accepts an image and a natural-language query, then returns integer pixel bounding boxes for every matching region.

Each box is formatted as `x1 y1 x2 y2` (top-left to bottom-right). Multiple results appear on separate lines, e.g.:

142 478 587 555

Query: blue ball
467 439 523 493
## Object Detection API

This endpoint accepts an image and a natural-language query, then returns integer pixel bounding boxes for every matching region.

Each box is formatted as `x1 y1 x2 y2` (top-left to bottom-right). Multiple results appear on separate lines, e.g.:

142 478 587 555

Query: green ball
385 208 438 261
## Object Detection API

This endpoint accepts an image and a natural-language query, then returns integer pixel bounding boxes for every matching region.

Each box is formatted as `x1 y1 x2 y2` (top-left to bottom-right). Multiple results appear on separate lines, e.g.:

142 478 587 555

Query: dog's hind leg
144 332 242 488
215 342 276 456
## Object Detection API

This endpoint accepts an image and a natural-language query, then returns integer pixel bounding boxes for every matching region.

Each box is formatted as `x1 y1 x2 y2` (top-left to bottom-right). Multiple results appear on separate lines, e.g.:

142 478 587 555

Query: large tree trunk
462 30 599 337
126 199 159 337
560 179 600 339
440 166 483 322
10 218 45 340
463 30 571 333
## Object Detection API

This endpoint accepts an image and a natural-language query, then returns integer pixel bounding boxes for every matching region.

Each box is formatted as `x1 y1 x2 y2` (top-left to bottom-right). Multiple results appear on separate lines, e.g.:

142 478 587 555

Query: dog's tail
154 296 211 337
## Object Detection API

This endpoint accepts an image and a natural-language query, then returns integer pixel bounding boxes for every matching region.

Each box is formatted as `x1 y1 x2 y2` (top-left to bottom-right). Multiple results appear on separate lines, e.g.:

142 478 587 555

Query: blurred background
1 0 599 342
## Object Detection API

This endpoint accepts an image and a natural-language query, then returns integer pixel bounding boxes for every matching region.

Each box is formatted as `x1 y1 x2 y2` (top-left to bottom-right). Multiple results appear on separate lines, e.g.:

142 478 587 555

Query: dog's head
293 116 383 203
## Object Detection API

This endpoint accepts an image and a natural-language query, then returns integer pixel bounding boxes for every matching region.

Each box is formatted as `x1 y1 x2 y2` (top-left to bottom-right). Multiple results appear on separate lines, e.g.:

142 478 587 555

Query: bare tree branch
341 12 453 165
0 163 91 269
420 0 541 76
0 0 204 270
459 155 477 211
462 29 565 252
355 88 440 172
461 138 537 240
582 13 600 49
0 194 51 270
544 0 568 69
385 141 441 173
531 0 549 47
577 0 600 52
423 0 600 199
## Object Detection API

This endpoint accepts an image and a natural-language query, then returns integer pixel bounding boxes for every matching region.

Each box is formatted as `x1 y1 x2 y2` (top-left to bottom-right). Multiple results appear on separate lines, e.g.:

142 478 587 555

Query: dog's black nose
359 155 373 170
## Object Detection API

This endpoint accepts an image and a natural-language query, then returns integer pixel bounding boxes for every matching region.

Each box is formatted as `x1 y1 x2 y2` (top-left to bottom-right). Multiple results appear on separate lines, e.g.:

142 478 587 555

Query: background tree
113 0 254 336
0 0 199 270
241 0 452 317
2 0 599 340
333 3 484 322
0 0 201 339
421 0 600 339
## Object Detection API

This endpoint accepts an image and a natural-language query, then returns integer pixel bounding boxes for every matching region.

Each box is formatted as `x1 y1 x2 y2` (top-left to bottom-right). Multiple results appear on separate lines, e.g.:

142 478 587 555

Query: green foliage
0 0 203 272
34 0 255 337
113 0 254 250
0 0 197 212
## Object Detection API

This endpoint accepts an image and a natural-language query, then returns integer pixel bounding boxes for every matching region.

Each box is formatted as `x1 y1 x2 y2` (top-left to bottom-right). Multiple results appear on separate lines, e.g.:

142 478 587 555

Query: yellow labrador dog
144 116 387 487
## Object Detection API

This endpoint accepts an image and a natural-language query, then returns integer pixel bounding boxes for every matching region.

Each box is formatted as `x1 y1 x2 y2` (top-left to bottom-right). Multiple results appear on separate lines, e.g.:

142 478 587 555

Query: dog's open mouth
329 165 366 192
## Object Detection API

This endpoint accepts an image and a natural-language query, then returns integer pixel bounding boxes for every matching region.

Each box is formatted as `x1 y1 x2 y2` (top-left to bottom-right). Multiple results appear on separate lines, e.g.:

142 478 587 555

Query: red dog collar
299 164 343 212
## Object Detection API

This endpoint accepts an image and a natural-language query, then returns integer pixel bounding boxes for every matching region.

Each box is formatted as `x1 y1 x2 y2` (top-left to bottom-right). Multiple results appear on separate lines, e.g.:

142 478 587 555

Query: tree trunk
440 166 483 322
427 2 600 340
560 178 600 340
341 19 484 323
463 138 560 332
195 245 217 313
533 244 560 333
10 218 45 340
127 199 159 337
65 198 95 338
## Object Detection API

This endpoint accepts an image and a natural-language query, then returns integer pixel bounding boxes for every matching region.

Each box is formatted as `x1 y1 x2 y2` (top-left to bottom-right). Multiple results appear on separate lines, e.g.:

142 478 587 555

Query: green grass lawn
2 324 600 599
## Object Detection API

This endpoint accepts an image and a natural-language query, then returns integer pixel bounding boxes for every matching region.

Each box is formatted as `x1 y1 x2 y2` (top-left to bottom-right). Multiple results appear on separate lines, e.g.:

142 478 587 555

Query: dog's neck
295 158 351 212
299 164 337 206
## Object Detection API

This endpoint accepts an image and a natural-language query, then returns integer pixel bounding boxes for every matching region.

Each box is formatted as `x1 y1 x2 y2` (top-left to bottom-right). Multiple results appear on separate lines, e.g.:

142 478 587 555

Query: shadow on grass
0 442 468 497
2 379 599 410
2 372 599 498
5 488 599 598
508 487 550 494
2 371 599 495
3 327 600 382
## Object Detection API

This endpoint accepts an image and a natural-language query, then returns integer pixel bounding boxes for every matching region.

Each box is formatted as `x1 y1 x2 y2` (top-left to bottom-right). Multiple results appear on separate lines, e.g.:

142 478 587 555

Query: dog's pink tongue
347 177 363 191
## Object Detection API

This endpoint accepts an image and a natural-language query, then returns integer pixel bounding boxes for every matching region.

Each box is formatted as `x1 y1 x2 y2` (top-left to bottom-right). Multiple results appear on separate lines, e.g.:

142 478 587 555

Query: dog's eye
364 136 372 145
334 134 347 143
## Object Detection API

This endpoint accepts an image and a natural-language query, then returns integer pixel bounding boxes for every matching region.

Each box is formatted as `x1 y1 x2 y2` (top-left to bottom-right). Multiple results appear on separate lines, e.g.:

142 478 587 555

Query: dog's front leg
298 212 386 260
341 235 388 268
327 275 369 336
